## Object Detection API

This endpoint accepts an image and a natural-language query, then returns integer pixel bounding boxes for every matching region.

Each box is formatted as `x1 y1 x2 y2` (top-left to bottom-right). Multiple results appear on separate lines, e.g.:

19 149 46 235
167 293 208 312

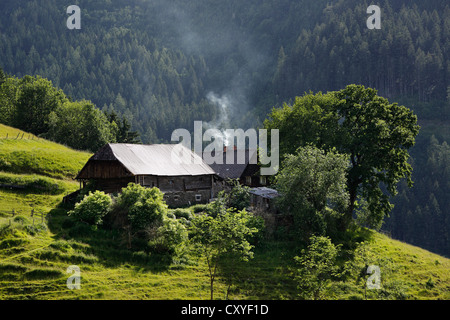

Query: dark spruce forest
0 0 449 257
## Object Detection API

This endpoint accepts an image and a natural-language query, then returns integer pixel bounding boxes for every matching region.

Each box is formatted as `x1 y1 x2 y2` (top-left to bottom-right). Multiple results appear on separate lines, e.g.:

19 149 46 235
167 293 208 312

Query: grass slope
0 124 91 179
0 124 448 300
0 123 90 220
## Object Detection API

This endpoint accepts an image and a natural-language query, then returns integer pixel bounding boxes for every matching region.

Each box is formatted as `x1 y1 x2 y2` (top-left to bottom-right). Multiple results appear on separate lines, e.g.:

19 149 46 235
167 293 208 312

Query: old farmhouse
76 143 221 207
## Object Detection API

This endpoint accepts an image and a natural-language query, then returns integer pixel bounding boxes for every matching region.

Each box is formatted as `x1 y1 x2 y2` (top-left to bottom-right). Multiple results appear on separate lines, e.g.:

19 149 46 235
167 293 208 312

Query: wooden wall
77 160 132 179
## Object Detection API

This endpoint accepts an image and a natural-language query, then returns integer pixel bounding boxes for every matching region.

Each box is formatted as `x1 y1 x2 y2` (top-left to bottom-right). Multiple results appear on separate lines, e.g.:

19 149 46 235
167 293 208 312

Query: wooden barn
76 143 221 207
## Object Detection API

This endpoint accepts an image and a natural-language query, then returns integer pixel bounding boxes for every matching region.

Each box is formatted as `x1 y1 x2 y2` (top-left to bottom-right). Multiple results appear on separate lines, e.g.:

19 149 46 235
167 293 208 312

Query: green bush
69 191 112 225
191 204 207 213
225 180 251 211
117 183 168 231
148 218 188 255
172 208 193 220
293 236 341 300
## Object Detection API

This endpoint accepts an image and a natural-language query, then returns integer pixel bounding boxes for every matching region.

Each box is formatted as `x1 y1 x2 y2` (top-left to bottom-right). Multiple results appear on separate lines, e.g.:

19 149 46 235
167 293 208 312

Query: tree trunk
340 181 358 231
210 278 214 300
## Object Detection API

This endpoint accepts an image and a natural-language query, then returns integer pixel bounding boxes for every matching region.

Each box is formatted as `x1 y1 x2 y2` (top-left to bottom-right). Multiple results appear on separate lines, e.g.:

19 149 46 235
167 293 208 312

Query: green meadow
0 124 449 300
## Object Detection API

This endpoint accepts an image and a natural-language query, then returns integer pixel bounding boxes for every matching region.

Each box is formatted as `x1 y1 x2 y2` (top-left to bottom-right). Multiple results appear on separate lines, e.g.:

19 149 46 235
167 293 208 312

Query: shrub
225 180 251 211
293 236 341 300
128 195 166 230
69 191 112 225
146 217 188 255
172 208 192 220
117 183 168 231
157 218 188 254
246 215 266 245
191 204 207 213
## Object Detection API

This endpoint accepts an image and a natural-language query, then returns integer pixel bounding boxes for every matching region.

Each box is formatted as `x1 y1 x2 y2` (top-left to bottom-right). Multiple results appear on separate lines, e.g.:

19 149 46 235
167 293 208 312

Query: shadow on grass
217 225 376 300
47 206 173 273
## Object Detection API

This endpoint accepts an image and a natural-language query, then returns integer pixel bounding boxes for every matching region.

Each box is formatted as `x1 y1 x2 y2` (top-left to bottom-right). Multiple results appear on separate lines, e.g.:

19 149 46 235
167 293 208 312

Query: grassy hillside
0 124 448 300
1 218 449 300
0 124 91 179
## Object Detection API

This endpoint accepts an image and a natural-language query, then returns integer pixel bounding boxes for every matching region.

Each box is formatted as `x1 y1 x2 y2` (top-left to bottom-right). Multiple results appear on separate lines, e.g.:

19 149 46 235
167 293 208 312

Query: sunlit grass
0 124 91 179
0 123 448 300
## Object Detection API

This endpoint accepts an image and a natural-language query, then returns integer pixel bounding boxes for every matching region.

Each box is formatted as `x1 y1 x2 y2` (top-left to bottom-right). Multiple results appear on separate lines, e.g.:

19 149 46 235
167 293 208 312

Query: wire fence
0 132 40 140
0 208 49 225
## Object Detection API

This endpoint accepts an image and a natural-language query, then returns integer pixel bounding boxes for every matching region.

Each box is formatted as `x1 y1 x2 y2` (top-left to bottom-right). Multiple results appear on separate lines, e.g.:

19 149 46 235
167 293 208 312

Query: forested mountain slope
1 0 448 136
0 0 449 256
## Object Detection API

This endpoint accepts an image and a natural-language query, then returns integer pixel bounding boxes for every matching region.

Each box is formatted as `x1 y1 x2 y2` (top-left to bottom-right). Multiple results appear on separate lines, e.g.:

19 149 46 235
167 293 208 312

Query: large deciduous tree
14 75 68 135
265 85 420 230
46 100 116 152
275 146 349 239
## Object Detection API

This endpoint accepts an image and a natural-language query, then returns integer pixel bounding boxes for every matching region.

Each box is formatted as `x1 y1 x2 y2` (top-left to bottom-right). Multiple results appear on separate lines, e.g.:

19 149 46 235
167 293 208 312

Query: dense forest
0 0 449 256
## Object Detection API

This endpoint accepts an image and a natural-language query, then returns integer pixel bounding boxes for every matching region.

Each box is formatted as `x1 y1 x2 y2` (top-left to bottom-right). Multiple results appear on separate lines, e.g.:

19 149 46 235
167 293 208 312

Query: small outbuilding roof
86 143 216 177
249 187 280 199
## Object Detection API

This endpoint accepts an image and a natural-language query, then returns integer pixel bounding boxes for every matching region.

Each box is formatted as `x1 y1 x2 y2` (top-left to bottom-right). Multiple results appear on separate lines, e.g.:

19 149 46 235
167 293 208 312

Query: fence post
12 209 15 217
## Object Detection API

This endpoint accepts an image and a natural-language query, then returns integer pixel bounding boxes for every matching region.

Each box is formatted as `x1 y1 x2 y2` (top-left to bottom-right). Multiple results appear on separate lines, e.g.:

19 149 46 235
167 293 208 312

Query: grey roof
103 143 216 176
205 149 258 180
249 187 279 199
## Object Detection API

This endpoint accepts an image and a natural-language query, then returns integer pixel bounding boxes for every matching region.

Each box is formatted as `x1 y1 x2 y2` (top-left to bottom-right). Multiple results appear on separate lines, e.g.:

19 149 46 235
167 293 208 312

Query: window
260 176 267 185
195 194 202 202
142 176 155 187
245 176 252 185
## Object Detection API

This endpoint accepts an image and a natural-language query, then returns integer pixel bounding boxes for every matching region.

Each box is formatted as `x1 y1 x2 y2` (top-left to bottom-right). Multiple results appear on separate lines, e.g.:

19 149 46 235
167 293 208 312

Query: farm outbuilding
249 187 280 214
76 143 222 207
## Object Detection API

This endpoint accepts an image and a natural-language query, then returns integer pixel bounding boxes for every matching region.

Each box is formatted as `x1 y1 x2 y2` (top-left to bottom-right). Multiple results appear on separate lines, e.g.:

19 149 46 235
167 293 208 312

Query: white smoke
205 91 234 146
